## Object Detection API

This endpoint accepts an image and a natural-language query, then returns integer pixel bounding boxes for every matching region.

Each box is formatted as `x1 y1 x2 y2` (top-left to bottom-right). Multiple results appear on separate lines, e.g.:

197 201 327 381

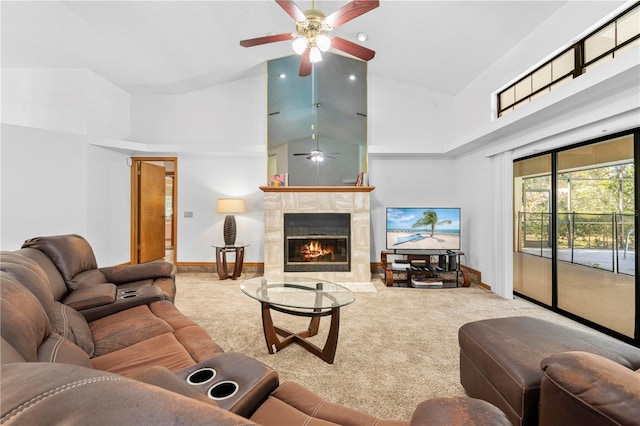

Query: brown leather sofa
22 234 176 303
1 235 511 425
459 316 640 425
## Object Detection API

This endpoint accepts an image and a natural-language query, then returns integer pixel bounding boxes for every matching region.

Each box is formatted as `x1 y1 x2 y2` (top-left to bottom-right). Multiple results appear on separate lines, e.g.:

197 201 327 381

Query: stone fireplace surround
260 186 374 283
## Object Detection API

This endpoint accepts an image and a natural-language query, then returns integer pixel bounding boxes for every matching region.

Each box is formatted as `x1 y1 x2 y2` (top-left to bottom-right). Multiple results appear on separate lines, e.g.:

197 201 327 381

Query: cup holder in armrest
175 353 279 417
80 286 166 322
186 368 217 385
208 381 239 401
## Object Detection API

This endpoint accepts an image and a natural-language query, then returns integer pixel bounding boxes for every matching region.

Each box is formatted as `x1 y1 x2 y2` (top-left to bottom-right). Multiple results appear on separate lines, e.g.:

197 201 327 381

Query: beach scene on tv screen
387 208 460 250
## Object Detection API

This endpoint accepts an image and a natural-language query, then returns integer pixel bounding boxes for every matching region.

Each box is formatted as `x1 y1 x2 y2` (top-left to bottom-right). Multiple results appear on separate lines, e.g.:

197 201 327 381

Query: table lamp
217 198 245 246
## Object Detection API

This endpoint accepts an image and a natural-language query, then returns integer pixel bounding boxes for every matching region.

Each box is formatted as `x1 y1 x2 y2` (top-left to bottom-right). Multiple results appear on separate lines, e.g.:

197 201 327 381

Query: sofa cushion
0 252 57 322
250 381 407 426
0 276 52 362
22 234 98 289
89 304 174 357
88 301 224 364
17 248 69 300
37 333 93 367
53 302 95 357
91 333 207 376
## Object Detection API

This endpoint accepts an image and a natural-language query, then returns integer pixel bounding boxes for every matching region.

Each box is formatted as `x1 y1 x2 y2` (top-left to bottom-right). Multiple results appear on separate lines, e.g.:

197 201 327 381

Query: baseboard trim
175 262 263 274
460 264 490 290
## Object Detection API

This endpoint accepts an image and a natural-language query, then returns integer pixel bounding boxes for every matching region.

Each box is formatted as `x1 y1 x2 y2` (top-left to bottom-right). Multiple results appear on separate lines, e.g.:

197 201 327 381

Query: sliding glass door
556 135 636 338
514 154 552 305
513 130 638 345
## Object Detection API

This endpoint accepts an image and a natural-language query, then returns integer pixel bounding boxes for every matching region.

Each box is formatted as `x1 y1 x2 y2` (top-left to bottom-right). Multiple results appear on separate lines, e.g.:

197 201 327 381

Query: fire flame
300 241 334 261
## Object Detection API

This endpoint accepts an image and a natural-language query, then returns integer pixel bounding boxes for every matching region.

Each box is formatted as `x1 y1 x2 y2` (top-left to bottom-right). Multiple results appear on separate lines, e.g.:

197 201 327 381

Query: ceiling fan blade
276 0 306 22
299 48 312 76
293 153 312 156
331 37 375 61
325 0 379 28
240 33 295 47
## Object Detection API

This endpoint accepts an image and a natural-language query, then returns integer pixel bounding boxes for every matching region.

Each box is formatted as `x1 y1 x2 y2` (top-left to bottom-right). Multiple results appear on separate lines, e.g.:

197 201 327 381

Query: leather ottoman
458 316 640 426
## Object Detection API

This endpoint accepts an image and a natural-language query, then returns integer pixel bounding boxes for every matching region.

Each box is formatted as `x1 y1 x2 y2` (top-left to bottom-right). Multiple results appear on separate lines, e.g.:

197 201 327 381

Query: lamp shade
217 198 245 214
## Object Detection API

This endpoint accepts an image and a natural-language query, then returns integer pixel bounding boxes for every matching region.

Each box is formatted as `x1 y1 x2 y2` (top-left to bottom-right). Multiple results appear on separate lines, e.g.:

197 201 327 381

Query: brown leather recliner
22 234 176 301
540 351 640 426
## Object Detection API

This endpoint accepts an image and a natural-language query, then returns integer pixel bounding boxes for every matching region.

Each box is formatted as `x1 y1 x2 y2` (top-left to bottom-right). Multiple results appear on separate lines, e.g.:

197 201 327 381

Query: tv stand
380 250 470 288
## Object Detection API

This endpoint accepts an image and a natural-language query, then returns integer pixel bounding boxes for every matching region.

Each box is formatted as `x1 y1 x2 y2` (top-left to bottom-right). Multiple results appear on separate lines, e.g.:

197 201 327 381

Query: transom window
498 3 639 118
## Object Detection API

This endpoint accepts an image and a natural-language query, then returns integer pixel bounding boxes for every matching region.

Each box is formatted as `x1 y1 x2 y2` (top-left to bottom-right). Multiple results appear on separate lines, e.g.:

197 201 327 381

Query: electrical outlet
184 211 193 218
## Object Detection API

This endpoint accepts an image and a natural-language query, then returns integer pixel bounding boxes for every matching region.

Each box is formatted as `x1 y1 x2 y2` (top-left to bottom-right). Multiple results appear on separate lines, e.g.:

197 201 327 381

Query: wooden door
139 162 166 262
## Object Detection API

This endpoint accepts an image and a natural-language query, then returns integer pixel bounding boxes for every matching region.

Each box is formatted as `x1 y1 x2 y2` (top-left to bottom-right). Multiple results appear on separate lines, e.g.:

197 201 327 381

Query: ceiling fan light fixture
292 37 308 55
316 34 331 52
309 46 322 63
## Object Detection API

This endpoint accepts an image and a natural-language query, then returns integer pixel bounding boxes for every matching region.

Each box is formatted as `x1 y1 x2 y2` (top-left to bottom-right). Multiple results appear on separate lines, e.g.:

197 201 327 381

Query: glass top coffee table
240 276 355 364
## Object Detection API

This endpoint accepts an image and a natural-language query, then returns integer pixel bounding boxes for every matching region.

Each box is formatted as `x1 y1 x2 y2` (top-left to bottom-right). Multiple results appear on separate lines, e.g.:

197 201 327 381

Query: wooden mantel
259 186 375 192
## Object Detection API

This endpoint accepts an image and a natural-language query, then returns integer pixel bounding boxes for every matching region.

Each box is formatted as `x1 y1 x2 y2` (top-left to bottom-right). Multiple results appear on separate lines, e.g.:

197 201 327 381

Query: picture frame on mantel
269 173 288 187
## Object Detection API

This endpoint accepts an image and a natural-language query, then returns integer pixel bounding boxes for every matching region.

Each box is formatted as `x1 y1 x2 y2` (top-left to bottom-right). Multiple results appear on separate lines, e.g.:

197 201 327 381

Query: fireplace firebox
284 213 350 272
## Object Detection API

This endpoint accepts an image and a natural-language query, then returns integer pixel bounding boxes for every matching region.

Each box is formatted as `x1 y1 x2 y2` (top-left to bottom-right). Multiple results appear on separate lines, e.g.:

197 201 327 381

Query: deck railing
516 211 636 275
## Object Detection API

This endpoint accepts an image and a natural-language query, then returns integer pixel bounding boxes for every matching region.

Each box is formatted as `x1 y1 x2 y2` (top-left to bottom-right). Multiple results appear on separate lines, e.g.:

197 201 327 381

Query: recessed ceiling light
279 73 286 79
349 74 357 81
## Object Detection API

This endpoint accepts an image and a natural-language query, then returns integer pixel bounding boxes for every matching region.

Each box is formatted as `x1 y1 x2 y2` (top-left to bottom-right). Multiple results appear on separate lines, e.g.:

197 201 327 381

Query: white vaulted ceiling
2 0 578 95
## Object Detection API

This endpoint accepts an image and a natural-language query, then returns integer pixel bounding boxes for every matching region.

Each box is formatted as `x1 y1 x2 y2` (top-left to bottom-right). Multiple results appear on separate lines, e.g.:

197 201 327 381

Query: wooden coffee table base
260 302 340 364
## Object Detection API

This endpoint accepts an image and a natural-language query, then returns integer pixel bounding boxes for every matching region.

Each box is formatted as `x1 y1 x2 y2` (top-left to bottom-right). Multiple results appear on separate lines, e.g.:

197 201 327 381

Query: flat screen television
386 207 461 251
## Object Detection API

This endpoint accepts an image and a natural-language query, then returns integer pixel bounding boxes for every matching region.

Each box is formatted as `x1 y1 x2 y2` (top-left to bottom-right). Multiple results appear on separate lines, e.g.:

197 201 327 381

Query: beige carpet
174 272 601 421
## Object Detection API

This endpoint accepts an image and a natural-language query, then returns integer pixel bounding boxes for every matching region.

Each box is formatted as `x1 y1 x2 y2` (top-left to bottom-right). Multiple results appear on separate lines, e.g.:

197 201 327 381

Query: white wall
175 154 265 263
131 75 266 146
86 145 131 265
1 124 89 249
369 75 455 152
1 69 131 265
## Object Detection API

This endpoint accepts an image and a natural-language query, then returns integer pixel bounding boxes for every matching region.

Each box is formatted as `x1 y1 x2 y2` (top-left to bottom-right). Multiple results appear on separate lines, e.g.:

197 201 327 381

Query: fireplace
284 213 350 272
261 186 373 282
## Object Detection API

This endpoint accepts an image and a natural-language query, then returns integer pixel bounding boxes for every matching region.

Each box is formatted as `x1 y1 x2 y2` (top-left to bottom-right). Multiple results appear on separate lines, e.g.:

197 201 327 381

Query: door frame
130 157 178 264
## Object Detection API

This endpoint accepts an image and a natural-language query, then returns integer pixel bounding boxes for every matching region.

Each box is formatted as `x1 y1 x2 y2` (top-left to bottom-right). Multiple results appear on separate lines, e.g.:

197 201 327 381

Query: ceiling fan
293 150 337 161
240 0 379 76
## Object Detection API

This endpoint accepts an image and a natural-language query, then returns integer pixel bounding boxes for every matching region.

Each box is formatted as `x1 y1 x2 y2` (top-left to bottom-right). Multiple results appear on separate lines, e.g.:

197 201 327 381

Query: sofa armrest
1 362 257 425
128 365 218 407
410 397 510 425
62 283 116 310
100 262 174 284
79 286 166 322
540 351 640 426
